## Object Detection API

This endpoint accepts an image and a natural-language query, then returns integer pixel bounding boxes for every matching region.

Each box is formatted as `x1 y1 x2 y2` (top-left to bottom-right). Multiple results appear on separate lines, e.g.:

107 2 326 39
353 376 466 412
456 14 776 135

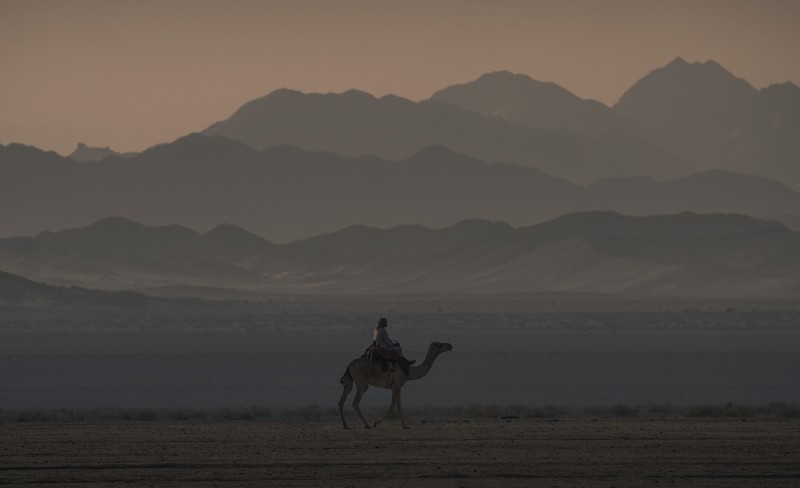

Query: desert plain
2 299 800 486
3 418 800 487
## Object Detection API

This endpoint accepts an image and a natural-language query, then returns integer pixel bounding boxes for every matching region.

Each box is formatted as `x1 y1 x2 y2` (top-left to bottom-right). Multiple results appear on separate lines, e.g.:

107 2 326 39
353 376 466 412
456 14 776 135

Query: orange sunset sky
2 0 799 155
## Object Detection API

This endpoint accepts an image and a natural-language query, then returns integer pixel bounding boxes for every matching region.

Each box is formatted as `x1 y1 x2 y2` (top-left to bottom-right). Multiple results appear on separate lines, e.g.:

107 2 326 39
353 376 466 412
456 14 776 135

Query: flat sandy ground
2 419 799 487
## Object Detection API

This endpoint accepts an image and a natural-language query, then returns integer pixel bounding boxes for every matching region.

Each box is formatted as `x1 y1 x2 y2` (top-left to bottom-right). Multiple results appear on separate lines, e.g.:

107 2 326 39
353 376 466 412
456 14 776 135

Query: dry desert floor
2 418 799 487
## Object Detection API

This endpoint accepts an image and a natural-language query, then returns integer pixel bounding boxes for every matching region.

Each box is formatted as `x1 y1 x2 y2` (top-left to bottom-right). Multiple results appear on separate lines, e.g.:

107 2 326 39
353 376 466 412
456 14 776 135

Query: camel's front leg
372 390 397 428
352 385 371 429
395 387 410 429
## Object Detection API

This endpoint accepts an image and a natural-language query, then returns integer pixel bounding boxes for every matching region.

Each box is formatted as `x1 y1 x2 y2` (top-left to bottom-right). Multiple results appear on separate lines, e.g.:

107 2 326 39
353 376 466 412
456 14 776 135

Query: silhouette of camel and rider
339 317 453 429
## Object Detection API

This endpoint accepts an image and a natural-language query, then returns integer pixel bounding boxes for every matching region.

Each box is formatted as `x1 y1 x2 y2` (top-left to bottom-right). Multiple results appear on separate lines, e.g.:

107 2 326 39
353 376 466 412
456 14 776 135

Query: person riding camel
373 317 415 375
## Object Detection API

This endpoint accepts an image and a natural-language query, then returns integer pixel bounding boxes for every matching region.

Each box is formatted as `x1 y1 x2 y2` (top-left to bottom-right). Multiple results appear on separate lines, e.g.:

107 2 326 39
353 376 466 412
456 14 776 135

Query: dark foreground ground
2 419 799 487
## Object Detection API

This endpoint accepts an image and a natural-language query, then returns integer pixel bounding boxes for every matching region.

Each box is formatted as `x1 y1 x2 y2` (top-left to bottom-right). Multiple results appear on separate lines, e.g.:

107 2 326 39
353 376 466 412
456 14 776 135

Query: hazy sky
2 0 799 155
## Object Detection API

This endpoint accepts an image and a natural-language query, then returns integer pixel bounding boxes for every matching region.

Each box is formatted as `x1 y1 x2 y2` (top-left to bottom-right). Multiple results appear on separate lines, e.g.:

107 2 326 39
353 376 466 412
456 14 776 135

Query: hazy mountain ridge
614 57 758 163
2 212 800 298
3 136 800 242
431 70 631 136
202 86 689 183
614 58 800 187
430 58 800 189
8 57 798 190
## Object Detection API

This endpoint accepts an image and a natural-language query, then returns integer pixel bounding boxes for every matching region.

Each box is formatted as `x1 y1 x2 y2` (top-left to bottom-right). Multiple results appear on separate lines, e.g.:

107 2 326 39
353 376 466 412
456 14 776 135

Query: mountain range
3 135 800 242
2 212 800 299
431 70 631 137
5 58 796 194
202 86 690 184
432 58 800 189
3 57 800 301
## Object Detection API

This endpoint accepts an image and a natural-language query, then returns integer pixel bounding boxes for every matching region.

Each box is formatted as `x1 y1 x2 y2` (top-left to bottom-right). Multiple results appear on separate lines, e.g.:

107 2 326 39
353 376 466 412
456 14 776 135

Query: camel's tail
340 366 353 386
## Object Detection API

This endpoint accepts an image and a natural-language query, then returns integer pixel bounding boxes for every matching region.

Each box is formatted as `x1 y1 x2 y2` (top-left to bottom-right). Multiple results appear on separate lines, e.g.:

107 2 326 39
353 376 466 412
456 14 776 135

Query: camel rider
373 317 415 375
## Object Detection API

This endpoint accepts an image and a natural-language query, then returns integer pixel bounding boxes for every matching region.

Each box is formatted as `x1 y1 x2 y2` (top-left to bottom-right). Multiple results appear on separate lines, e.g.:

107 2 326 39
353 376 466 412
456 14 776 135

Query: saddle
361 343 415 376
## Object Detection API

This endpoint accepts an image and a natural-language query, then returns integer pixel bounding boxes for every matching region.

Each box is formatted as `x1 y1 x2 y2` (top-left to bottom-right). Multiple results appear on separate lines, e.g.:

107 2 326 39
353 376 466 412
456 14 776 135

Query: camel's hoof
363 424 371 430
342 425 351 430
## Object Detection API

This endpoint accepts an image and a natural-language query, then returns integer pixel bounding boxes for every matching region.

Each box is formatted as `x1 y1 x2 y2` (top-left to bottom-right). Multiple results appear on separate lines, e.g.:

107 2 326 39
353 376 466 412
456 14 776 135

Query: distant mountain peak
262 87 379 102
662 57 727 72
341 88 376 100
267 87 304 98
482 69 516 77
69 142 115 162
72 217 198 238
614 58 757 163
207 222 247 234
448 69 564 93
377 93 415 106
430 68 630 139
85 216 145 231
663 56 730 71
35 216 147 241
476 70 531 82
627 57 755 91
760 81 800 98
667 56 688 67
701 59 724 69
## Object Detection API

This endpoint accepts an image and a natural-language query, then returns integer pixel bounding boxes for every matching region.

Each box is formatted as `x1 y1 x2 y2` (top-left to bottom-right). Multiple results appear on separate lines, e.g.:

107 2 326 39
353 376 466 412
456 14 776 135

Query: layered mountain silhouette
615 57 757 163
3 136 800 242
202 87 689 183
430 59 800 190
614 58 800 188
430 70 630 137
2 212 799 298
4 58 800 302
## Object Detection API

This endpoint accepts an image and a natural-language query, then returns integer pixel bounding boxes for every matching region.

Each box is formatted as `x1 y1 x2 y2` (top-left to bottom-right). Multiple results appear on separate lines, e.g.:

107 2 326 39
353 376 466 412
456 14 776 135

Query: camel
338 341 453 429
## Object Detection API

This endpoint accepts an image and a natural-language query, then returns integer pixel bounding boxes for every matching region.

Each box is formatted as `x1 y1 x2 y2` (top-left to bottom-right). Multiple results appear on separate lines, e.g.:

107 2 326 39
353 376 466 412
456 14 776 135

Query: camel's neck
407 348 441 381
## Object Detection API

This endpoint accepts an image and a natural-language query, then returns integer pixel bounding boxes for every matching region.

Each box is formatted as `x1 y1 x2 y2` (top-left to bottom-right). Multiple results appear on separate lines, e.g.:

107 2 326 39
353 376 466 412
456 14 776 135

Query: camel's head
430 341 453 354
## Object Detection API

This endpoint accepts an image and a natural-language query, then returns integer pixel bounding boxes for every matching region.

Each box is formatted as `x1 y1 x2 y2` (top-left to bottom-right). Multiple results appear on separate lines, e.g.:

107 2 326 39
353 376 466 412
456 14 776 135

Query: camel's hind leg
371 389 398 428
352 384 371 429
395 387 410 429
338 372 353 429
